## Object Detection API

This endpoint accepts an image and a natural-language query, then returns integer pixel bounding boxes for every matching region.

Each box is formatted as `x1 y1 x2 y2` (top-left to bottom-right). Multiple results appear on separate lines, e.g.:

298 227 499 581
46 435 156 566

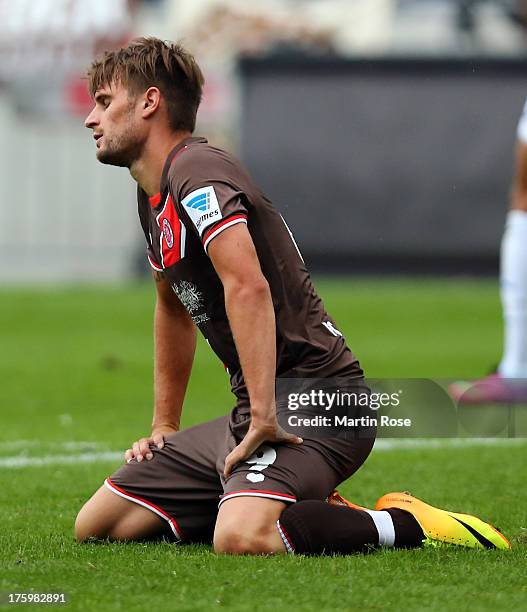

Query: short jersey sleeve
170 147 249 254
517 98 527 144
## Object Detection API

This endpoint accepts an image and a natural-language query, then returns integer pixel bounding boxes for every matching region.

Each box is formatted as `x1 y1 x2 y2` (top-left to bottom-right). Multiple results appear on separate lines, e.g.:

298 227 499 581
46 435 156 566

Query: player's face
84 81 145 168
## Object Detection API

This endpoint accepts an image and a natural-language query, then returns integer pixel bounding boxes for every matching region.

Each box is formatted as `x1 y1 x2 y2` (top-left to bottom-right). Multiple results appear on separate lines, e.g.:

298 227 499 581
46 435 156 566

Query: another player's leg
450 140 527 404
450 208 527 403
500 138 527 382
498 206 527 382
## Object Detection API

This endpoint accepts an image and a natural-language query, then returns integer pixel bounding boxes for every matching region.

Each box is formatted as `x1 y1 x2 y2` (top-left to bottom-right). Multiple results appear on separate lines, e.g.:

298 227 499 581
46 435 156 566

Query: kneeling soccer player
75 37 510 554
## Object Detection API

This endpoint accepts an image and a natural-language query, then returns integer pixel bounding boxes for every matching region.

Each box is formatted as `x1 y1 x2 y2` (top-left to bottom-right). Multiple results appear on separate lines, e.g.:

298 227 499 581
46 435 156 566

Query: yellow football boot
375 491 511 550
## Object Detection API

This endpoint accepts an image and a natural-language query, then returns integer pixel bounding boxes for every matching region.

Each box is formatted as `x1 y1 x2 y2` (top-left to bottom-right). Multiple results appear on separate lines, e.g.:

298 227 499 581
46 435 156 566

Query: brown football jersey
138 137 362 410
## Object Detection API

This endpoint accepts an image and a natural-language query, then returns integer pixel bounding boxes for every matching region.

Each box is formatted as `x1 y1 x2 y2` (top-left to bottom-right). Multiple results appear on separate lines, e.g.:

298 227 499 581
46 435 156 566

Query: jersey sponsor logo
162 218 174 249
185 191 211 211
196 209 221 231
181 186 222 235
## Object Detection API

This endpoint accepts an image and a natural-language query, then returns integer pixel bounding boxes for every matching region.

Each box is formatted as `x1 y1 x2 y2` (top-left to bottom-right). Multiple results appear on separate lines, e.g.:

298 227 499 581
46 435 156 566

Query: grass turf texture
1 278 525 611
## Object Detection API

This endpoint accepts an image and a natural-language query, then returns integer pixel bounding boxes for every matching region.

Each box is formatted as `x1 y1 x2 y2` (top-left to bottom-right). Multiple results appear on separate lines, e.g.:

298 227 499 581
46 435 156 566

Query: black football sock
277 500 424 555
386 508 425 548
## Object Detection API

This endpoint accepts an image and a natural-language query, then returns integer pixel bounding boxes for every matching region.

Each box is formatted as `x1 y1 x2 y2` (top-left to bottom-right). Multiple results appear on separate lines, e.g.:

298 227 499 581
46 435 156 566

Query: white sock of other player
499 209 527 378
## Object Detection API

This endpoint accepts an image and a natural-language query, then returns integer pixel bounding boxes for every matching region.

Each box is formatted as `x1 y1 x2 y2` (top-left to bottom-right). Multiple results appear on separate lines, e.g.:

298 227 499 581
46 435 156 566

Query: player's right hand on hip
124 425 178 463
223 419 302 478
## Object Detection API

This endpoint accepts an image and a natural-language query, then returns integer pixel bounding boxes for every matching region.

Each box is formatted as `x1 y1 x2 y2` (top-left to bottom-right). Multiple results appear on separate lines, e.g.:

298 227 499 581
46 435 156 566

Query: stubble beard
96 102 143 169
96 130 143 168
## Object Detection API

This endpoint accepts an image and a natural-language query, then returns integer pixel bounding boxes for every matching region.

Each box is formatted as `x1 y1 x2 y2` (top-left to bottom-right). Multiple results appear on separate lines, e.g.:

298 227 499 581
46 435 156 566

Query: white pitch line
0 452 122 468
0 440 110 451
0 438 525 469
373 438 527 451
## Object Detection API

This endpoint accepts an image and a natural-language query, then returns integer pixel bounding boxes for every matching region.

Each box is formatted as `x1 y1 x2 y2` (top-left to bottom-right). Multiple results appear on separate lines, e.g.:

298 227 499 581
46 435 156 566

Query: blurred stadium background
2 0 527 281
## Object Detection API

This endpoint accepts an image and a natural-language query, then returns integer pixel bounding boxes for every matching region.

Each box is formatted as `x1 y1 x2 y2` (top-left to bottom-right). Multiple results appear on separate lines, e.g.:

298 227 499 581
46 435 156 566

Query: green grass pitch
1 278 525 611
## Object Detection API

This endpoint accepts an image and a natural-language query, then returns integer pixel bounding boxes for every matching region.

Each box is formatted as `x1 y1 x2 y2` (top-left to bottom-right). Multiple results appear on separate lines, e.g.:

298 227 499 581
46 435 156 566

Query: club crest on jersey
162 218 174 249
155 194 185 267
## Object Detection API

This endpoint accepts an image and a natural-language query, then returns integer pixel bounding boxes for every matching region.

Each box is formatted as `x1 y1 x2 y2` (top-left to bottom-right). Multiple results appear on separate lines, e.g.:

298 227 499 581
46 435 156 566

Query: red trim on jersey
149 192 161 208
106 477 184 540
202 214 248 244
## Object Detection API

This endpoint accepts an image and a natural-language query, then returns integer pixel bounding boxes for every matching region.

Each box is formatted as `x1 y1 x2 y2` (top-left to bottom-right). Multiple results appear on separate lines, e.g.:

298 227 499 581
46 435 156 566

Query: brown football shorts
105 411 374 543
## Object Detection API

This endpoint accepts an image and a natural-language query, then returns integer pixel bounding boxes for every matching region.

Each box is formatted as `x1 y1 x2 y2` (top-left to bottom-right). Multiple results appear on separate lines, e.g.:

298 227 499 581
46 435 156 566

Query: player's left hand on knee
223 420 302 478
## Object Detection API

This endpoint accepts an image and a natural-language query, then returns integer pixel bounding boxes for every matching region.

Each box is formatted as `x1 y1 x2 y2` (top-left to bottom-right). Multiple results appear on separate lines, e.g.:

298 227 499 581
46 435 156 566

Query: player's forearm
153 298 196 431
224 278 277 422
